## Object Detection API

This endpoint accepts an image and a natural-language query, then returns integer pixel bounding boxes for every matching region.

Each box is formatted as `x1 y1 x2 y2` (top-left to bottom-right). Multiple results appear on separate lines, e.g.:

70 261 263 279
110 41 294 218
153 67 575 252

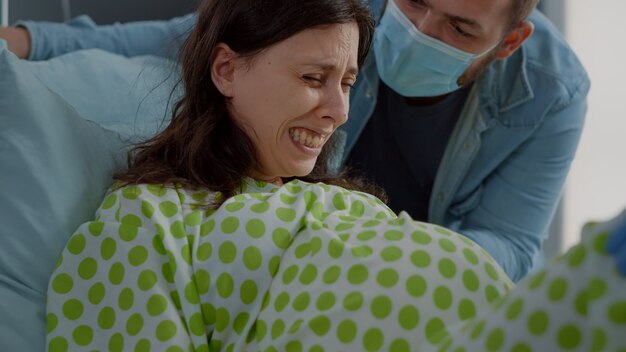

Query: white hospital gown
46 179 626 351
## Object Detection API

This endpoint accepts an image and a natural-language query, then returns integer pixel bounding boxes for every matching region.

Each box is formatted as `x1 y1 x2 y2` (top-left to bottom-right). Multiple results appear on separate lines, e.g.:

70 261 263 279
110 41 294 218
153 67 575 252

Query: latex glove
606 218 626 275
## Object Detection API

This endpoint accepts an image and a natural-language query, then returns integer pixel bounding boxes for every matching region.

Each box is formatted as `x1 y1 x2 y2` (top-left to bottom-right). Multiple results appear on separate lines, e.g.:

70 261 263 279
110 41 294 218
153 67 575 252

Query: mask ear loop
475 39 504 59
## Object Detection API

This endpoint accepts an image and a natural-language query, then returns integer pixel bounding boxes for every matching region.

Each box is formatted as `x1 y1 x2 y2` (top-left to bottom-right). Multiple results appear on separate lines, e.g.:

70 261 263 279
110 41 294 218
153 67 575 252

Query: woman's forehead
263 23 360 67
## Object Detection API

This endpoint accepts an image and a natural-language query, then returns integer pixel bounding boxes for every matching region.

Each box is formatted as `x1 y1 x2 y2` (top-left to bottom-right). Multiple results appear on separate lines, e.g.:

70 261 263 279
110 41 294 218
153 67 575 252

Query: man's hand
607 218 626 275
0 26 31 59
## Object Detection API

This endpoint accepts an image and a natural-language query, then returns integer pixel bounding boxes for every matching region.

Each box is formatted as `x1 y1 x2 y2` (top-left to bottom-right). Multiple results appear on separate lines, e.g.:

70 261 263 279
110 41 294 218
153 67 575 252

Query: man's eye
407 0 427 7
452 23 473 38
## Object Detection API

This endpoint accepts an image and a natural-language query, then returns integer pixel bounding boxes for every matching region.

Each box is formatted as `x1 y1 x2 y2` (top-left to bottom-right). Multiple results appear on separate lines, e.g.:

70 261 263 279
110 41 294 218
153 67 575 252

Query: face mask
373 0 498 97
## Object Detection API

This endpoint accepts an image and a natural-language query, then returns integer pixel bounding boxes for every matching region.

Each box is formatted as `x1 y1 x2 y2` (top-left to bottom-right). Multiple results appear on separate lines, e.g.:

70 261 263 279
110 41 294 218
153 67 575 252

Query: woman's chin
257 159 317 182
285 163 317 179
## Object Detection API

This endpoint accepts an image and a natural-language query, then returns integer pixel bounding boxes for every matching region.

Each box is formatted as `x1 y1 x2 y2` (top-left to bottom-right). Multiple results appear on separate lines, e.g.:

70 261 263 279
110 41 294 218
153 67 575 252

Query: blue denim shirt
20 5 589 281
19 14 196 60
344 15 589 282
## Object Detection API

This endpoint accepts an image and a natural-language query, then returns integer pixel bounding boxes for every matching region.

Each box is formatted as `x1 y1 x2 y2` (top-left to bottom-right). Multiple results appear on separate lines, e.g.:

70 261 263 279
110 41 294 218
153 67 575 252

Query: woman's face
227 22 359 183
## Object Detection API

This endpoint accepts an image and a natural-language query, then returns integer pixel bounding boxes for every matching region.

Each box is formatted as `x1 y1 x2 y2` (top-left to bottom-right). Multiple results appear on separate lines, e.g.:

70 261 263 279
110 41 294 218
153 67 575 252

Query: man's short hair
507 0 540 30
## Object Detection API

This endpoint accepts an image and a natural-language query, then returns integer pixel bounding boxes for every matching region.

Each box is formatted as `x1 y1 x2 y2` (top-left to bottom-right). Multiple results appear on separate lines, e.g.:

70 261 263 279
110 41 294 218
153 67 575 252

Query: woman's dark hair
116 0 383 205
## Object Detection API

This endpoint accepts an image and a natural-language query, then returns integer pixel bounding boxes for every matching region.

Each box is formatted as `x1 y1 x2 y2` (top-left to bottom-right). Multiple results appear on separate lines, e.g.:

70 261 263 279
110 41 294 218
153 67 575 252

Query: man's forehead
429 0 512 29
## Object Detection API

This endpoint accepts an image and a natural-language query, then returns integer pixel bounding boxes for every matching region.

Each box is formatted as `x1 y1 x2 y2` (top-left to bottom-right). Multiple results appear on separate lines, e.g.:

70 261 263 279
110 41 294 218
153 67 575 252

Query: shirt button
464 142 472 150
365 90 373 99
438 193 445 203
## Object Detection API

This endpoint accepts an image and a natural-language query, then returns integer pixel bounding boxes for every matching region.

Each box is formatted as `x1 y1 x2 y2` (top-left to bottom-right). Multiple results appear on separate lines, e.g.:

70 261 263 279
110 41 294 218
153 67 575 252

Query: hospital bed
1 1 623 351
0 22 179 352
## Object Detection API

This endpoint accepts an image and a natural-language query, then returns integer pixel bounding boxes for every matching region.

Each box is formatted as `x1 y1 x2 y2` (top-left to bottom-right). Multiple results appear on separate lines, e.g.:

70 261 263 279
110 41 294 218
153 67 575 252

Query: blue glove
606 218 626 275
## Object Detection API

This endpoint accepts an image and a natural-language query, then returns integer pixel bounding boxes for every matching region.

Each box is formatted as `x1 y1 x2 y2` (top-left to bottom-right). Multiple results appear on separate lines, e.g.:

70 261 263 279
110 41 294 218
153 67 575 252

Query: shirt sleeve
455 75 589 282
17 13 196 61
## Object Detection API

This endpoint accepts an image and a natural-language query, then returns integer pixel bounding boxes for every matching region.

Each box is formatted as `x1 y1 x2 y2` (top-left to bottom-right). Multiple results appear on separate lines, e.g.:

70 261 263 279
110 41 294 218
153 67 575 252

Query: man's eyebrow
420 0 484 31
446 13 483 31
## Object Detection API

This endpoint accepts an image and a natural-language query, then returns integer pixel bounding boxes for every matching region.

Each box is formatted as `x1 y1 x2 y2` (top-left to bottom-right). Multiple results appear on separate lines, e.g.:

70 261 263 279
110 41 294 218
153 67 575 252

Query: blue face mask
373 0 497 97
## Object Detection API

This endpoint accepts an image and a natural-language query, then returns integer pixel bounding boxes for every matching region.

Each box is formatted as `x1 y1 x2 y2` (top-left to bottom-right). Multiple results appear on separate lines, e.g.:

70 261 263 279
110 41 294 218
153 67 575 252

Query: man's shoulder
523 10 588 88
366 0 386 19
479 10 589 120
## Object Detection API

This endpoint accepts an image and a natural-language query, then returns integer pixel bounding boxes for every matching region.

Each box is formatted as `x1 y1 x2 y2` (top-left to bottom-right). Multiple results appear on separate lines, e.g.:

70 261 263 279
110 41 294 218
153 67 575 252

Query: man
0 0 590 281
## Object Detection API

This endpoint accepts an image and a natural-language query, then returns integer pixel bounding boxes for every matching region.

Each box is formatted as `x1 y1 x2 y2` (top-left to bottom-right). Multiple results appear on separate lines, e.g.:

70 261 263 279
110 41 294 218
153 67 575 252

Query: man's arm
455 79 589 282
4 13 195 61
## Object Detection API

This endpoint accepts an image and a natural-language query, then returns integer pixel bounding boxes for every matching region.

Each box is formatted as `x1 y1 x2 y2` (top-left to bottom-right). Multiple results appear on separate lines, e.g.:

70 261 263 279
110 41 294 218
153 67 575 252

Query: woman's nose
320 86 349 126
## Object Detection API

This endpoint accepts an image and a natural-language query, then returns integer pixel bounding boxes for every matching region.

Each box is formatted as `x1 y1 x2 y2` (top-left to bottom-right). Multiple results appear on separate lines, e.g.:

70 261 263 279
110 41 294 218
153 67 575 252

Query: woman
46 0 626 351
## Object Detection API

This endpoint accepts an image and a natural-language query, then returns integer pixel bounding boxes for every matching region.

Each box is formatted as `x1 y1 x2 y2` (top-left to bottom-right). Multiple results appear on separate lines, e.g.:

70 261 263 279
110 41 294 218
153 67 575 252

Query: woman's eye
303 75 323 83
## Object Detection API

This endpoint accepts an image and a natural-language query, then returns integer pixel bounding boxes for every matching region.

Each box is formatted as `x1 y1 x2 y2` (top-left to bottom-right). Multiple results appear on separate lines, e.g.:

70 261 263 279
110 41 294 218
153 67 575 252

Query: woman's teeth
290 128 325 148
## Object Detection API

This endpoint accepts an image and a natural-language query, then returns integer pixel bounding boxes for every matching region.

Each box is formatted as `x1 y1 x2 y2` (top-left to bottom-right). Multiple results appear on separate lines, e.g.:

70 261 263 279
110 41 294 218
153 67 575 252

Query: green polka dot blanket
46 179 626 351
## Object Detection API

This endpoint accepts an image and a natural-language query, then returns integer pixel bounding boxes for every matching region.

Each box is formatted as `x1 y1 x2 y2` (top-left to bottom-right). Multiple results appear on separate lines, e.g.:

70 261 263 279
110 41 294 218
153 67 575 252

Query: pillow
0 40 175 351
25 44 179 141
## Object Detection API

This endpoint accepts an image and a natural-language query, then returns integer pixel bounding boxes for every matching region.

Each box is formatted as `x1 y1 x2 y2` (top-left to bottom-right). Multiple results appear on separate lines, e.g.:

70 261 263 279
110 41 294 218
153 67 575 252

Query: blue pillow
25 46 178 141
0 41 174 351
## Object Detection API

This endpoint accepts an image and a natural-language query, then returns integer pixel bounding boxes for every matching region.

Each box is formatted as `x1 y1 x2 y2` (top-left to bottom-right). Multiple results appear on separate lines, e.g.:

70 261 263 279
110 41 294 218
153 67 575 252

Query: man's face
395 0 512 85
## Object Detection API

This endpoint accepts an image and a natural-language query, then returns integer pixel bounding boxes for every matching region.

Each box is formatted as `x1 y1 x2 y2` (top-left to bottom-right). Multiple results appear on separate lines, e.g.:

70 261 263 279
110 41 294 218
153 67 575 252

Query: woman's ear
211 43 238 97
495 20 534 59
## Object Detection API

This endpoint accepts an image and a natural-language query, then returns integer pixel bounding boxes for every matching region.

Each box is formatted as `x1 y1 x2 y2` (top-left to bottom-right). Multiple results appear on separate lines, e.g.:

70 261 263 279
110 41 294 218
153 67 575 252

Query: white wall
562 1 626 250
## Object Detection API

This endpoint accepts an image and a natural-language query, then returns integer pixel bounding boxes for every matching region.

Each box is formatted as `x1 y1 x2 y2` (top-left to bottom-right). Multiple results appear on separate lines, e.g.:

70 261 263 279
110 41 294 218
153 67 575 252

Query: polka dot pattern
439 216 626 352
46 180 626 352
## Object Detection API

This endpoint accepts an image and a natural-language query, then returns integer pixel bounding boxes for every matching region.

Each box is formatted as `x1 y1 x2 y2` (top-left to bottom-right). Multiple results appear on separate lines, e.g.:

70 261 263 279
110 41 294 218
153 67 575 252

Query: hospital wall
9 0 195 24
563 1 626 249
